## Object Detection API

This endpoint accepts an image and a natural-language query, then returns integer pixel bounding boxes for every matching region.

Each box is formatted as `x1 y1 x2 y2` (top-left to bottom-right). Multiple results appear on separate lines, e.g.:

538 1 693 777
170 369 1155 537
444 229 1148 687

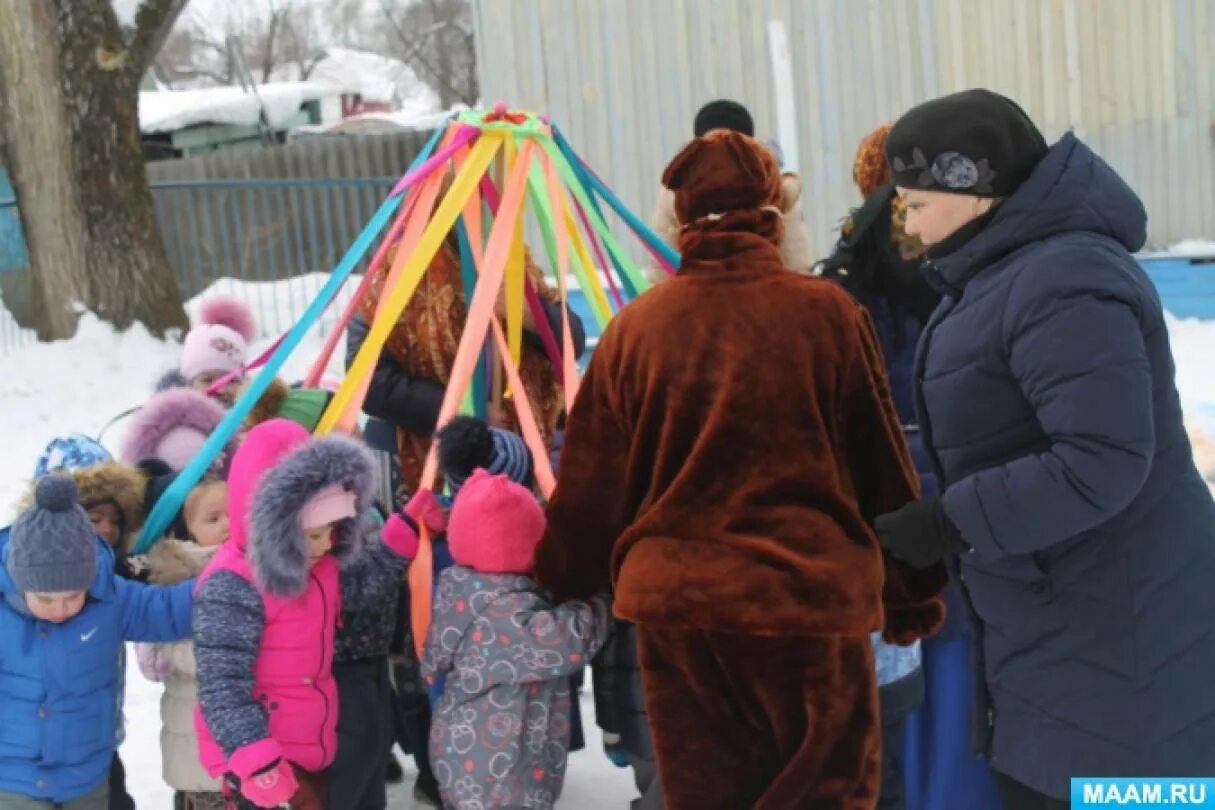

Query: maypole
133 104 678 651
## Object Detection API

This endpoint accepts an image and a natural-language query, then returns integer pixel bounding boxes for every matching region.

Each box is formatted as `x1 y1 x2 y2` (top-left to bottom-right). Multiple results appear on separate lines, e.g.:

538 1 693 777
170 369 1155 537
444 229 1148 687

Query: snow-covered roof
290 104 464 136
139 81 338 134
303 48 440 110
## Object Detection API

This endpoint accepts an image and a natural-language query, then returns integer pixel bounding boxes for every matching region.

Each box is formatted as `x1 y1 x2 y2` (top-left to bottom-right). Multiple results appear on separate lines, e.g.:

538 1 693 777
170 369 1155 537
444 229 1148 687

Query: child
179 296 257 407
192 419 433 810
25 434 147 577
0 475 194 809
134 476 230 810
23 435 151 810
392 469 610 810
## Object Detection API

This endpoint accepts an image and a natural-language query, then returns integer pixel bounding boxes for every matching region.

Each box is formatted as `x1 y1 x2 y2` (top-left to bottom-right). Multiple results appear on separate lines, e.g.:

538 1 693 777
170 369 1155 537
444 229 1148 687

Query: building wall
472 0 1215 257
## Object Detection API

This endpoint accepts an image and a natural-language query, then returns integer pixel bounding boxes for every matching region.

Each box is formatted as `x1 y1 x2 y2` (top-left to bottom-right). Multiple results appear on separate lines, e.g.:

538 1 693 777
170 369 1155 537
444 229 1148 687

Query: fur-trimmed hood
16 462 148 554
121 388 236 477
138 536 217 586
242 375 290 429
232 419 376 598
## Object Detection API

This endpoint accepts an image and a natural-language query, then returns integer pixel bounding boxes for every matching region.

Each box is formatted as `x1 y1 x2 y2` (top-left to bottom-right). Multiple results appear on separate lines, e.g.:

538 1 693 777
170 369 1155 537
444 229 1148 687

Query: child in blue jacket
0 476 194 809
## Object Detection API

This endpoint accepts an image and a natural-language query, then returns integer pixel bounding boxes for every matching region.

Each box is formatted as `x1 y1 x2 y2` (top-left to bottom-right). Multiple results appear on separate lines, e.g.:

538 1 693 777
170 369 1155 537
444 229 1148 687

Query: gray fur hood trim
249 434 376 598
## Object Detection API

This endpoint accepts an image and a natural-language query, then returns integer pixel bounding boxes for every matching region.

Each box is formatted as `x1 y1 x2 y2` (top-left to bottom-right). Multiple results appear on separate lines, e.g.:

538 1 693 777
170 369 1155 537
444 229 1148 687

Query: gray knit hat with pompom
8 475 98 593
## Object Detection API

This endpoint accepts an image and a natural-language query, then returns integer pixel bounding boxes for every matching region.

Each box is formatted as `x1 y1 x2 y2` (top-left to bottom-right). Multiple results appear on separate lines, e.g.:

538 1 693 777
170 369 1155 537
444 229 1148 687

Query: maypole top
458 105 547 137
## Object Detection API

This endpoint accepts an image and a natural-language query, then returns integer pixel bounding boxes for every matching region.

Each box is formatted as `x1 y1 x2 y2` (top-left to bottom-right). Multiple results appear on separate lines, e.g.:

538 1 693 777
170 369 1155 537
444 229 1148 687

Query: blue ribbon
551 125 681 286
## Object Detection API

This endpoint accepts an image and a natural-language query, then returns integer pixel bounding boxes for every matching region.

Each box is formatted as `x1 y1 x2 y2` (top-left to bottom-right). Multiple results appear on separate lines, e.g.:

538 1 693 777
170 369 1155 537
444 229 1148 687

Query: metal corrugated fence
472 0 1215 257
0 176 402 353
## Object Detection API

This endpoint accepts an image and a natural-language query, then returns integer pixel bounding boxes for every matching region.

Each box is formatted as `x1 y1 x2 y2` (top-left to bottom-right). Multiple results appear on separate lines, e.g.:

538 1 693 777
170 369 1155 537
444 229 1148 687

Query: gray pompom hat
8 475 98 593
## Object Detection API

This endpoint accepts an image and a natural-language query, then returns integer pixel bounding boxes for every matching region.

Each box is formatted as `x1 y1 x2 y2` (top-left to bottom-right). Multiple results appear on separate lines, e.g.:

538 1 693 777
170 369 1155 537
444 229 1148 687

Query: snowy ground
0 273 1212 806
119 653 634 808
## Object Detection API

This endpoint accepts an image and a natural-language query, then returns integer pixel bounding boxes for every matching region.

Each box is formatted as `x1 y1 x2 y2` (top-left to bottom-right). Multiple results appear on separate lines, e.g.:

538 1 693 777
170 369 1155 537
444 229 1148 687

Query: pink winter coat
191 419 378 780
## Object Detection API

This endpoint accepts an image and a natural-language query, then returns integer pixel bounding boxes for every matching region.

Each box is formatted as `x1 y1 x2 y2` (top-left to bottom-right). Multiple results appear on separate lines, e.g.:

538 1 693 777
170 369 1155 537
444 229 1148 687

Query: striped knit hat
436 416 534 494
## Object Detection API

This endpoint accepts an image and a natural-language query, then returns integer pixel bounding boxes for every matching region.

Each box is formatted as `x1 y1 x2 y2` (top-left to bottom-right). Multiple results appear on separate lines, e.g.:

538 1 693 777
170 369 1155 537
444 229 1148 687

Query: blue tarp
1139 254 1215 320
0 169 29 273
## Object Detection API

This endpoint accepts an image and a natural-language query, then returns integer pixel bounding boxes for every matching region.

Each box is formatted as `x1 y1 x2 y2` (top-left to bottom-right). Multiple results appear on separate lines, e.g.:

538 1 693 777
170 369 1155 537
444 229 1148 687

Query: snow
1167 240 1215 257
139 82 338 134
294 105 466 136
294 48 441 112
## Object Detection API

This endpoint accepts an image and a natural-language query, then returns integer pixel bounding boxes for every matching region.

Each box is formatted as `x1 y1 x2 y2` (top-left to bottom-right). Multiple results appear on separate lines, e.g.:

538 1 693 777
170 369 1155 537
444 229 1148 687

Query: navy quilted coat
916 133 1215 797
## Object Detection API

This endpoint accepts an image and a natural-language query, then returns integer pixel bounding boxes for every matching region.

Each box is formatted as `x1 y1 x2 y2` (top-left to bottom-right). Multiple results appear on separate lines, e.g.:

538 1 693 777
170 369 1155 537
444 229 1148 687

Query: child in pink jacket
192 419 442 809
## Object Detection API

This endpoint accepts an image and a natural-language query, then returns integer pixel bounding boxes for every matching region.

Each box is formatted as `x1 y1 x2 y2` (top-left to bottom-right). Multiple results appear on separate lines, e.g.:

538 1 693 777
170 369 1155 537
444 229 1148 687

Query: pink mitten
405 490 448 533
239 759 298 808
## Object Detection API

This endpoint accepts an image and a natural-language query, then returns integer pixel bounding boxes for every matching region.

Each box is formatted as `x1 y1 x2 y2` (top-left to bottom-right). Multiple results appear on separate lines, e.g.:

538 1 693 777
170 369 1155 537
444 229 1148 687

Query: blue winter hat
34 434 112 477
437 416 534 494
8 476 98 594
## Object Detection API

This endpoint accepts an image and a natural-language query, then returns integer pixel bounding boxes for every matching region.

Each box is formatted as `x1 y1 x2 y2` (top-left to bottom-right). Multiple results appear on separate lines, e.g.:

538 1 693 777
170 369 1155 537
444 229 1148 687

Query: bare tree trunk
0 0 188 341
0 3 92 339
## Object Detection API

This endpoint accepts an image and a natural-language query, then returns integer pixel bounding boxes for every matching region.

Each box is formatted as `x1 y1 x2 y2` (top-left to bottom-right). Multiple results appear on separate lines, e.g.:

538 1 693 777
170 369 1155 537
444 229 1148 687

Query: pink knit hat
298 483 358 530
447 469 545 575
181 296 257 382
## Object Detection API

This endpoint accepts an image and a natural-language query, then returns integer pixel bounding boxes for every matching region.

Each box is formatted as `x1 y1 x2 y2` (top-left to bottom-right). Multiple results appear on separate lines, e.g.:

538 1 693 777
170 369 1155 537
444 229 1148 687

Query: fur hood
121 388 236 477
138 537 217 586
16 462 147 554
239 420 376 598
242 375 290 429
646 174 814 283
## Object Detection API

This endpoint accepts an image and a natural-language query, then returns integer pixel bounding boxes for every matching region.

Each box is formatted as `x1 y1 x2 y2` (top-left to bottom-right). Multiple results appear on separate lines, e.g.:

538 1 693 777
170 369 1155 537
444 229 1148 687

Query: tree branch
377 0 470 105
299 50 327 81
128 0 190 77
260 6 286 83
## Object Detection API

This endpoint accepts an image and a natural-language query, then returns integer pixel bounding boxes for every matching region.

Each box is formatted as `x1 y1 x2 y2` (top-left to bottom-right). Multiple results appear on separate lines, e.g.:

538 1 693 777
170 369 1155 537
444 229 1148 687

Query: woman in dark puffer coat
821 123 1000 810
875 88 1215 808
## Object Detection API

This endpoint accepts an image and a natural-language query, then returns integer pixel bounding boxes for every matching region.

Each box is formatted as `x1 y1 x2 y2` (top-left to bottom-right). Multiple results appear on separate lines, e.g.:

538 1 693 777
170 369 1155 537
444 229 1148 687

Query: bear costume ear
661 137 707 193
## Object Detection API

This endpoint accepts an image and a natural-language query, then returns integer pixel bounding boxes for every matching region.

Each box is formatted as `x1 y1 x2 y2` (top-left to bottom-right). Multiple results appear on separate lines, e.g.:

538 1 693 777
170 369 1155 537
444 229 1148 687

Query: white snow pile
1166 240 1215 257
139 81 337 134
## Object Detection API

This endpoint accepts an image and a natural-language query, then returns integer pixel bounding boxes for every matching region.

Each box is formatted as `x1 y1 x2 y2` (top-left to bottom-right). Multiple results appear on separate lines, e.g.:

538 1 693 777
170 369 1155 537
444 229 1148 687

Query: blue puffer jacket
0 530 194 802
916 133 1215 797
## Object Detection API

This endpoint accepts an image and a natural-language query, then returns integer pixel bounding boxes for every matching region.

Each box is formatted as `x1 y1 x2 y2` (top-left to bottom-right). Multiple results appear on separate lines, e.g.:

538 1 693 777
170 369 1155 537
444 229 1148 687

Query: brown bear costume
533 131 946 809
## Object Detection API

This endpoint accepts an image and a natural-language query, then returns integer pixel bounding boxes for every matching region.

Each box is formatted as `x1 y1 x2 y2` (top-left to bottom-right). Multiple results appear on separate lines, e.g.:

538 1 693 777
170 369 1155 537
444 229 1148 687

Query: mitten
239 759 298 808
135 642 171 682
875 498 967 569
405 489 448 533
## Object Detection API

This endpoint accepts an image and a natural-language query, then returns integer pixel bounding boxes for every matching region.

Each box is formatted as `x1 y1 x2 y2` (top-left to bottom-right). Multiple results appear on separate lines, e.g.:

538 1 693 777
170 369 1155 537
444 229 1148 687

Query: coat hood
242 375 290 429
226 418 309 556
15 462 148 555
930 134 1147 291
121 388 237 477
237 419 376 597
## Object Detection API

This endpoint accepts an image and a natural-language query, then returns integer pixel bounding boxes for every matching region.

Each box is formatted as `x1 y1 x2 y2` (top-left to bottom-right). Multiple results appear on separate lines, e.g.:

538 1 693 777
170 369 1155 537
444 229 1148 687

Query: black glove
874 498 967 569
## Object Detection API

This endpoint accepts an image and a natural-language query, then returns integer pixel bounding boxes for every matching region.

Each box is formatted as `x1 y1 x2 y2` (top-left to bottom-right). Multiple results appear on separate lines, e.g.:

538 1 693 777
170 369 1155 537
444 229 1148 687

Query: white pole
766 19 800 174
